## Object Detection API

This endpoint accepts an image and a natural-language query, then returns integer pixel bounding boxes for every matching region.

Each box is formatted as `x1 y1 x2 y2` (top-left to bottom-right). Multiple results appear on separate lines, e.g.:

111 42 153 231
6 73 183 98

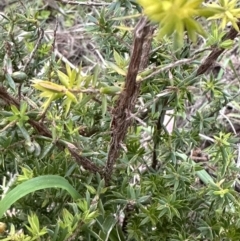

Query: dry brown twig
19 28 44 101
23 28 44 72
48 21 59 79
59 0 110 6
104 17 154 184
0 86 102 174
141 21 240 82
141 56 198 82
196 21 240 76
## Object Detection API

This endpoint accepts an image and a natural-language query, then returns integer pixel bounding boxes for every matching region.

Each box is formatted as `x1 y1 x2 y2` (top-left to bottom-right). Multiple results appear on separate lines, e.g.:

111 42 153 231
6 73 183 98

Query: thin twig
127 111 147 127
71 88 99 94
0 85 101 174
23 28 44 72
48 21 59 80
196 21 240 75
86 42 107 66
192 47 212 56
219 112 237 135
59 0 110 6
54 49 78 70
0 120 17 133
237 144 240 168
141 56 198 82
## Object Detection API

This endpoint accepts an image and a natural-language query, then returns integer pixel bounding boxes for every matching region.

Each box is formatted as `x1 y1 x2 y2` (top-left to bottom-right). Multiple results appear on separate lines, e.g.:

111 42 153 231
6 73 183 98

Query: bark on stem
104 17 154 184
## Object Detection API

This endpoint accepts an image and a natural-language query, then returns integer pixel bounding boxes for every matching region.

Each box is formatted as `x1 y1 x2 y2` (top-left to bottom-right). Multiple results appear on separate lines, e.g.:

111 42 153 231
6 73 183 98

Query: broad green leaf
196 169 215 185
0 175 81 219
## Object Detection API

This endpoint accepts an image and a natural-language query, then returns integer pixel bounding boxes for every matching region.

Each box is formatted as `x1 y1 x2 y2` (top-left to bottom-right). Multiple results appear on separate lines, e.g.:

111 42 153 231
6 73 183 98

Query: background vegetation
0 0 240 240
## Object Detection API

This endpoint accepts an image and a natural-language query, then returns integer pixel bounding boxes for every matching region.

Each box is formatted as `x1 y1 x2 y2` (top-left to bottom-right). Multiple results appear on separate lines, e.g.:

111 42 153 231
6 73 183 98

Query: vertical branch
151 99 169 169
104 17 154 184
22 28 44 73
48 21 58 80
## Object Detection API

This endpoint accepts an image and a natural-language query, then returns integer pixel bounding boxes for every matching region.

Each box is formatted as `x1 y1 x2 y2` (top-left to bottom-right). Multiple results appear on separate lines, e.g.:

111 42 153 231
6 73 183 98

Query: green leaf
20 101 28 115
92 64 99 87
65 90 77 103
102 94 107 116
196 169 215 185
17 123 31 142
109 225 126 241
84 184 96 194
5 73 16 90
57 70 70 87
100 86 122 95
99 216 118 241
0 175 81 219
66 63 72 79
25 212 47 238
113 50 125 67
39 142 54 159
107 61 127 76
10 105 19 115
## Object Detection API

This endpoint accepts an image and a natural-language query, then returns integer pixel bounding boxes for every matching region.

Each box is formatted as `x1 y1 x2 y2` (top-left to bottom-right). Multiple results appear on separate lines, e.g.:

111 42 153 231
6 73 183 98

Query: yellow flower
206 0 240 31
138 0 207 47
